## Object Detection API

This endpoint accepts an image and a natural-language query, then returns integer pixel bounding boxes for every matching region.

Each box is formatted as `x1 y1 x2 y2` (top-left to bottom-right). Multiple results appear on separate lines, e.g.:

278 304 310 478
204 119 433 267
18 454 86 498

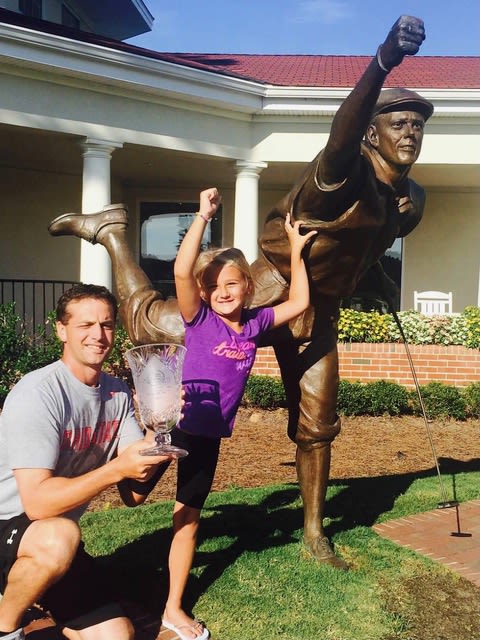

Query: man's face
56 298 115 379
367 110 425 168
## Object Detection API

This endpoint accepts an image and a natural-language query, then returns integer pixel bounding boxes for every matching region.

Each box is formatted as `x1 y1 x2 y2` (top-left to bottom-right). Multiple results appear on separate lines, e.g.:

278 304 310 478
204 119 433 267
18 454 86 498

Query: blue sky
128 0 480 56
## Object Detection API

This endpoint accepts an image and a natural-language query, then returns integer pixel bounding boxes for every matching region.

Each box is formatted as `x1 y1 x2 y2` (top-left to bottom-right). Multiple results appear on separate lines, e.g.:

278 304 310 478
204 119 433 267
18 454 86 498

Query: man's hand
117 440 173 482
378 15 425 71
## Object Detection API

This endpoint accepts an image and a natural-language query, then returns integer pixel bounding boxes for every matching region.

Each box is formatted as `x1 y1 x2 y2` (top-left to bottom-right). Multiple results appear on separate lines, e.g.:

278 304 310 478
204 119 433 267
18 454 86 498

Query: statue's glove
377 15 425 72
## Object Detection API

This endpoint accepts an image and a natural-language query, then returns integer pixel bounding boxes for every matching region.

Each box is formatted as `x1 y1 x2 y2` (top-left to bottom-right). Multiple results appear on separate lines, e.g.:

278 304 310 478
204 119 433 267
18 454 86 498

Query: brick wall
251 343 480 388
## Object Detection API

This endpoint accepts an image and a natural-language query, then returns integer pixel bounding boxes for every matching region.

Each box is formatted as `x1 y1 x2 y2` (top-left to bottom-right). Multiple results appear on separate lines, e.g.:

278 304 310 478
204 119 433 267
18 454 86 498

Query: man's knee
295 415 341 452
63 615 134 640
21 517 81 573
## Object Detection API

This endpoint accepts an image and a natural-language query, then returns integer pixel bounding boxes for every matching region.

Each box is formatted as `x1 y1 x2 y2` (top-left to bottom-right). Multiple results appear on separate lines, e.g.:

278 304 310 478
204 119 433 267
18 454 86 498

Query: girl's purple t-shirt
180 302 274 438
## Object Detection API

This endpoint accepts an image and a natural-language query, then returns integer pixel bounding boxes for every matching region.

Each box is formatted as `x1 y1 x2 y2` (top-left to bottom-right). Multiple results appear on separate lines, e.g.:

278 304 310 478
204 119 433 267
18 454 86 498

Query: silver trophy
125 343 188 458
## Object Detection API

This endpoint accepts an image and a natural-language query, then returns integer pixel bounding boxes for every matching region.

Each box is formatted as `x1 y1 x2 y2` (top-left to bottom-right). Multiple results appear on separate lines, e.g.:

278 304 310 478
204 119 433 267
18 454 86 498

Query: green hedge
0 304 63 405
244 375 480 420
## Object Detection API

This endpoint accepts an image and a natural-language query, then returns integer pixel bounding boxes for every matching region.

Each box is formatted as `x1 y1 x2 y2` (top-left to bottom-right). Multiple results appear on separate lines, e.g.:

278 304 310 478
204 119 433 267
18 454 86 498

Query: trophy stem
155 432 171 447
139 429 188 458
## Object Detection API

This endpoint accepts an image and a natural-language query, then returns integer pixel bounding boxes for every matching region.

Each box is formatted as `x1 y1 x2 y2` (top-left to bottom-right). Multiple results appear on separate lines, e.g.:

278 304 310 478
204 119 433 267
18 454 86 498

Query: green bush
464 306 480 349
410 381 467 421
462 382 480 419
0 304 62 405
337 379 371 415
103 324 133 383
337 379 410 416
363 380 410 416
243 375 287 408
241 376 476 419
0 303 28 403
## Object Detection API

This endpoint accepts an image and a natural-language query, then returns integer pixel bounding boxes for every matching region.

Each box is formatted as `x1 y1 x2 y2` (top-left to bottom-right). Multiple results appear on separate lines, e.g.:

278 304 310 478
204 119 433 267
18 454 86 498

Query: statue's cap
372 88 434 121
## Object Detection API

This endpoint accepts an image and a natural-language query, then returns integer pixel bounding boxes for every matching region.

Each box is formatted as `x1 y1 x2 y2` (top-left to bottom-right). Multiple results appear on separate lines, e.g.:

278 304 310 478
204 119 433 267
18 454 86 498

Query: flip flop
162 617 210 640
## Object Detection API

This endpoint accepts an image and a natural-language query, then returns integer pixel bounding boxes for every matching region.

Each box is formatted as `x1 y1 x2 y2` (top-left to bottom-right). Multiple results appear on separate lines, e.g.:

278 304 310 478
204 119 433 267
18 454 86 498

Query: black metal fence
0 279 77 335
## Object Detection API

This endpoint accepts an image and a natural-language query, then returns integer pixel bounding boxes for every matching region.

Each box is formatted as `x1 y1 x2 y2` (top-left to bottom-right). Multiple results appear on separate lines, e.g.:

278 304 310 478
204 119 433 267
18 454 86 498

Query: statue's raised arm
320 15 427 188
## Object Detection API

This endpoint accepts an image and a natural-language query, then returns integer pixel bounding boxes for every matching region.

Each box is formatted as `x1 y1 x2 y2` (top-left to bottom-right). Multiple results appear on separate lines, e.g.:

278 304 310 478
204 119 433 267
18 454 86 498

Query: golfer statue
49 15 433 569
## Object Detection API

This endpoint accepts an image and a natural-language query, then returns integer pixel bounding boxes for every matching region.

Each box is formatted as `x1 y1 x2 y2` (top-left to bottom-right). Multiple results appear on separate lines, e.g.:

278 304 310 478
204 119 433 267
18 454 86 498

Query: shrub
464 306 480 349
337 379 410 416
243 375 287 408
337 380 371 416
462 382 480 419
244 375 477 420
0 303 29 404
363 380 410 416
103 324 133 383
410 381 467 421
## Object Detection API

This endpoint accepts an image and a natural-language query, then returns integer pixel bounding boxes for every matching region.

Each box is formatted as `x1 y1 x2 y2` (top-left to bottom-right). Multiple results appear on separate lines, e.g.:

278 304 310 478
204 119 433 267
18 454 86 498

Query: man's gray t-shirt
0 360 143 521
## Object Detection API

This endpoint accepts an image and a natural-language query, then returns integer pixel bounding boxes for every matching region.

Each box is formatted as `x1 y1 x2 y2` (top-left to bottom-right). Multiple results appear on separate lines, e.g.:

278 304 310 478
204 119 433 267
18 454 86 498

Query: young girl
161 187 317 640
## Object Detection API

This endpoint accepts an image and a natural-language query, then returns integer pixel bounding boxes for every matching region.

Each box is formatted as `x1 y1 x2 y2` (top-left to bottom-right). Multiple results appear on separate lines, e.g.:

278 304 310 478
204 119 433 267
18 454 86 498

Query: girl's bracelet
195 211 211 223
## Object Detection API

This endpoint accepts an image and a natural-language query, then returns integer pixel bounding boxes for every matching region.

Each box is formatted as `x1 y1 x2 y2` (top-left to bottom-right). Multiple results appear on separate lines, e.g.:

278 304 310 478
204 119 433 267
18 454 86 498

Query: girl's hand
199 187 222 221
285 212 317 251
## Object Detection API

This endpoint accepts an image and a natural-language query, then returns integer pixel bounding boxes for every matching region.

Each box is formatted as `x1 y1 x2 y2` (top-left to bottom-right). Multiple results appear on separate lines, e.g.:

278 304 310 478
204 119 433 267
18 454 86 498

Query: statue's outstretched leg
48 204 184 344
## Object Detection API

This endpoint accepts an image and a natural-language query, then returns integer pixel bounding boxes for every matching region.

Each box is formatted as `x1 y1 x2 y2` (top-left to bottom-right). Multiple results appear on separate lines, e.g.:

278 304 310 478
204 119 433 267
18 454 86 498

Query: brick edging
252 343 480 387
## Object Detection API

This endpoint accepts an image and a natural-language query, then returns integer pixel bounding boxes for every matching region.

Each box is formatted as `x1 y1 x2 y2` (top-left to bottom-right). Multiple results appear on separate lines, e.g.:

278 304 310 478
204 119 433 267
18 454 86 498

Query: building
1 1 479 328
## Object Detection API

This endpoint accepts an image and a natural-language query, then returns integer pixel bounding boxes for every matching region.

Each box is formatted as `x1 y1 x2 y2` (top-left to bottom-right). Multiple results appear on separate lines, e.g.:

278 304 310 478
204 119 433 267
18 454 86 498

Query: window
19 0 42 18
140 202 222 298
61 4 80 29
341 239 403 313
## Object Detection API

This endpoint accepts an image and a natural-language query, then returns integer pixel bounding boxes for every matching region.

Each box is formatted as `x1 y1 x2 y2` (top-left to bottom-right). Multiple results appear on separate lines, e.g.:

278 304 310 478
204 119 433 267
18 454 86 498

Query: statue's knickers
295 415 341 452
119 288 184 346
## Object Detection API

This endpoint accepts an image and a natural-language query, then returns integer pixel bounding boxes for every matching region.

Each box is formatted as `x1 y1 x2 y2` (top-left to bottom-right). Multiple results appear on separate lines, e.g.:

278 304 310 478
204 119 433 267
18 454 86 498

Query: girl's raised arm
174 187 222 322
271 213 317 328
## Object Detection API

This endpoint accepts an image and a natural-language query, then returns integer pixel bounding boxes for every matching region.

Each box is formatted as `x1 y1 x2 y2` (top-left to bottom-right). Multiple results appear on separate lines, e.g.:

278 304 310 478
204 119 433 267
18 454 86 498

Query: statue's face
367 110 425 168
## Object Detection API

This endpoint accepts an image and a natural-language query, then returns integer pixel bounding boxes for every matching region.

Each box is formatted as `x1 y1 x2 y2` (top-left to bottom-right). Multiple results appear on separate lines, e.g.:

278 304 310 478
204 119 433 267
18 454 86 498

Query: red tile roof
1 8 479 89
147 52 480 89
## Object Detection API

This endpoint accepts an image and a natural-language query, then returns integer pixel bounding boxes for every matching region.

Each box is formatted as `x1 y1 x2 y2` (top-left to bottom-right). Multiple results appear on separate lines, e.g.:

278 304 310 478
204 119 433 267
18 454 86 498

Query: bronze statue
49 15 433 569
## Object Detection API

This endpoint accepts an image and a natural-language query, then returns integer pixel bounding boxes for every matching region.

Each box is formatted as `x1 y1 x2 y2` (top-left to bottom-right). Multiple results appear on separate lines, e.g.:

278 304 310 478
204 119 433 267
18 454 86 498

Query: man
48 16 433 570
0 284 173 640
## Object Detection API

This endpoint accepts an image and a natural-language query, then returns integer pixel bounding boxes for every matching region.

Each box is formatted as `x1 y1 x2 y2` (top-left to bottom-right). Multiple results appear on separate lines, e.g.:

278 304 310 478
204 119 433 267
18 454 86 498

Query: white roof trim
0 22 479 119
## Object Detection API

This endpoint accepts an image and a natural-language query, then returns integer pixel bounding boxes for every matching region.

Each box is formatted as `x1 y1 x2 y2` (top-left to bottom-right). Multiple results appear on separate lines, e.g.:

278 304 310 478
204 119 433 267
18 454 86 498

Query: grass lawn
80 471 480 640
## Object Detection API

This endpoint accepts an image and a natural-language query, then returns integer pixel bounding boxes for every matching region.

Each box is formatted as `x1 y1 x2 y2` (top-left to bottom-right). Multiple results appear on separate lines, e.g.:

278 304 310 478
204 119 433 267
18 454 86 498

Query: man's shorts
0 513 125 630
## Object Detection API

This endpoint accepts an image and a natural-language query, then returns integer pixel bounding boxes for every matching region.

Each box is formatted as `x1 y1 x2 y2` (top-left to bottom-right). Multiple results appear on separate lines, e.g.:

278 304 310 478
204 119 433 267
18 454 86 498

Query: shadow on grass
96 457 480 628
325 457 480 536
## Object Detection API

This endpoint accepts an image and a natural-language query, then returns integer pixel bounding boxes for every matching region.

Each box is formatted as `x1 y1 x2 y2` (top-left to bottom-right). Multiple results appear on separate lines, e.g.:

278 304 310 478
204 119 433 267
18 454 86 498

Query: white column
233 161 267 264
80 138 123 289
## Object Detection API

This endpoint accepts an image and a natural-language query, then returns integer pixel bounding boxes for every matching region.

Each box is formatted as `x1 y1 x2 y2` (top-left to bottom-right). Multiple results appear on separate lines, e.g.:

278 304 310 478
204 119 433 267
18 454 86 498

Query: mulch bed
88 408 480 511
